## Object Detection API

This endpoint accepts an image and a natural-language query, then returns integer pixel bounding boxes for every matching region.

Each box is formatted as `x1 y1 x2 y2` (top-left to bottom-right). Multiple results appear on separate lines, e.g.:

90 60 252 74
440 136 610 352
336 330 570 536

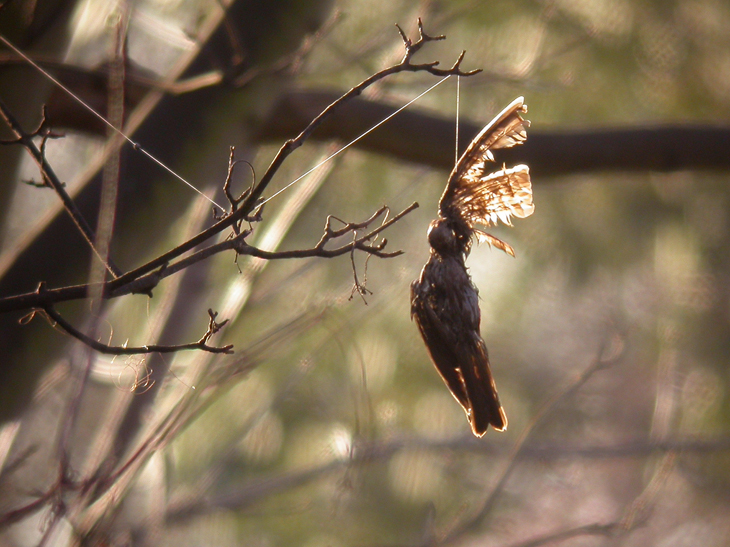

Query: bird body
411 218 507 435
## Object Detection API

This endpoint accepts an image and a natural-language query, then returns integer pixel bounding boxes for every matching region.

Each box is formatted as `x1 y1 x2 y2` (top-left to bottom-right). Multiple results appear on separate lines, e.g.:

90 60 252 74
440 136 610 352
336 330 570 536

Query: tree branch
36 305 233 355
58 19 474 308
112 203 418 298
235 18 478 221
0 101 122 277
0 203 418 311
162 433 730 524
255 90 730 176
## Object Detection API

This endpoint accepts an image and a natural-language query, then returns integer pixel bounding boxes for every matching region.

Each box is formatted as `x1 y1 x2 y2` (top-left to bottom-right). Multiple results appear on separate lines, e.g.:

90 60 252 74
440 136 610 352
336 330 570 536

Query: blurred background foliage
1 0 729 546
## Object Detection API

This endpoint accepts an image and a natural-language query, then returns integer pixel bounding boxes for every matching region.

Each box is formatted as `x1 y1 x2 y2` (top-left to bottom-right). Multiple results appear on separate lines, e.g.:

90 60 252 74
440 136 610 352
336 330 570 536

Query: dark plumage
411 97 534 437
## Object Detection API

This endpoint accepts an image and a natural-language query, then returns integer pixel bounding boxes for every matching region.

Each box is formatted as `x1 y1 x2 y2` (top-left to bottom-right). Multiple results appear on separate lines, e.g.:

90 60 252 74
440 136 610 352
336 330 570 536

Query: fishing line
0 33 224 210
4 31 452 213
455 74 460 166
261 75 452 206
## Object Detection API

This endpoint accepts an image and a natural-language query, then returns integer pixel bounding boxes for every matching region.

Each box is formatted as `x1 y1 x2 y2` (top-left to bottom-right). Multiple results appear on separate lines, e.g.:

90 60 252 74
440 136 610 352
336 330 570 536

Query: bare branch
348 244 374 304
222 146 254 214
37 304 233 355
0 202 418 310
257 90 730 176
162 432 730 524
232 202 418 260
0 489 57 529
236 19 479 219
395 19 478 77
0 100 122 277
61 19 459 309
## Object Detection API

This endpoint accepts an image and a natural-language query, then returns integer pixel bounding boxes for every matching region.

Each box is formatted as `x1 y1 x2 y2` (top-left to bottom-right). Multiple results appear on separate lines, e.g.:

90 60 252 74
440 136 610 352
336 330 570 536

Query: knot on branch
111 263 168 298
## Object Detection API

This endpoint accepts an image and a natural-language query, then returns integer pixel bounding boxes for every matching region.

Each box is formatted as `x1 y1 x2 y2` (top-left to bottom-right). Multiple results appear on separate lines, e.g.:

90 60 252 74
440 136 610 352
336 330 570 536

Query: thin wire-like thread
0 33 224 210
455 75 460 166
5 30 450 212
262 75 451 206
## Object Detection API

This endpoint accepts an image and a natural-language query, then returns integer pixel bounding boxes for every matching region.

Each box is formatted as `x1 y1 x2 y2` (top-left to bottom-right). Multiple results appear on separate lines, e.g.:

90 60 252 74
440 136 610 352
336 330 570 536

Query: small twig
235 18 478 222
0 105 62 150
36 304 233 355
347 206 390 303
0 488 57 529
348 236 373 304
232 202 418 260
317 207 389 245
21 178 56 188
144 204 415 295
222 146 255 215
0 100 121 278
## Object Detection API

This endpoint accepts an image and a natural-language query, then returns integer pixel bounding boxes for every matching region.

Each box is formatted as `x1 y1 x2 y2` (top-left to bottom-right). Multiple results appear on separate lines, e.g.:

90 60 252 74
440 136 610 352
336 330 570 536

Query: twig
0 202 419 309
348 239 374 304
232 202 414 258
0 20 458 318
0 101 122 277
118 204 417 296
0 489 57 529
222 146 254 214
36 305 233 355
346 208 390 303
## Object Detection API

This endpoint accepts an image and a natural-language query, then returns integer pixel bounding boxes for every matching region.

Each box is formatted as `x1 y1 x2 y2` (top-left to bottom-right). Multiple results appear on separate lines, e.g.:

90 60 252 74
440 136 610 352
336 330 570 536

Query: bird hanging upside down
411 97 534 436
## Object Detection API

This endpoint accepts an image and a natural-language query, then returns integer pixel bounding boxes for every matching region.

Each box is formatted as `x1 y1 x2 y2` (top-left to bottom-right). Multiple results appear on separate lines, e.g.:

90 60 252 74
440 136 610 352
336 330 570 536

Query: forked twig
236 18 479 219
222 146 256 220
231 203 418 260
27 302 233 355
0 101 121 277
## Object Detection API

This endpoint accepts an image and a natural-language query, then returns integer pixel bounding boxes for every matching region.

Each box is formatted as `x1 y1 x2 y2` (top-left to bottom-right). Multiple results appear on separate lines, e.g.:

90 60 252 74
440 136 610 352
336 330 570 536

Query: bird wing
439 97 534 230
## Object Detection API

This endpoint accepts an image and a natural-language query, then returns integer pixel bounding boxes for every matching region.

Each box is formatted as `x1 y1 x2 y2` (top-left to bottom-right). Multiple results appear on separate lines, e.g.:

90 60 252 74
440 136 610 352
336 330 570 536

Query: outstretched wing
450 164 533 228
439 97 533 228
